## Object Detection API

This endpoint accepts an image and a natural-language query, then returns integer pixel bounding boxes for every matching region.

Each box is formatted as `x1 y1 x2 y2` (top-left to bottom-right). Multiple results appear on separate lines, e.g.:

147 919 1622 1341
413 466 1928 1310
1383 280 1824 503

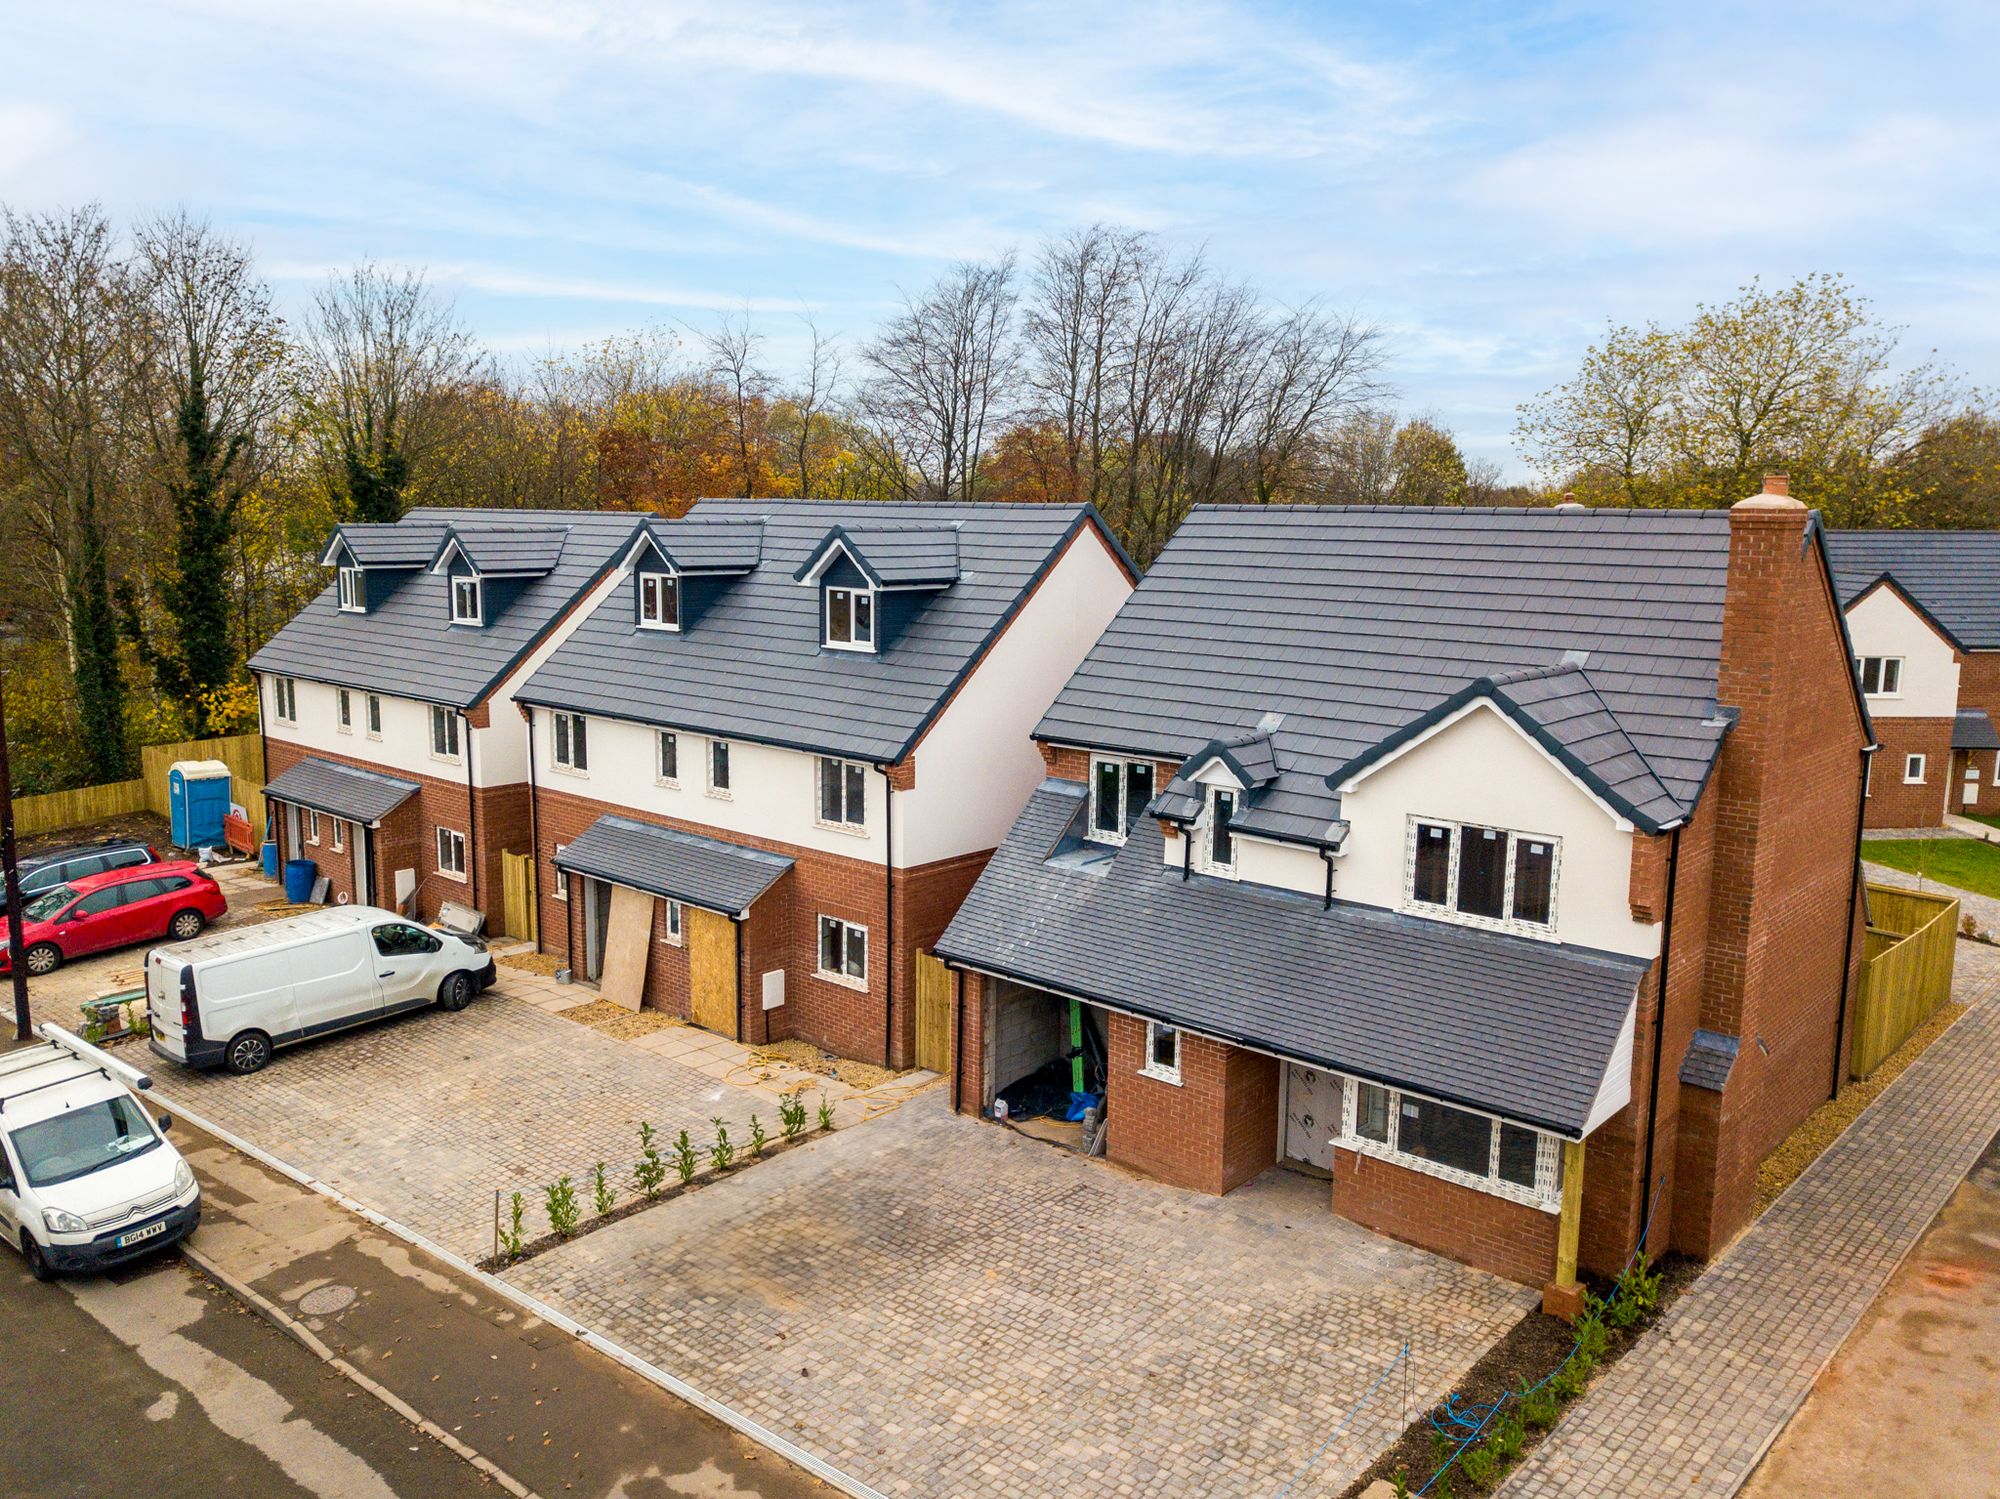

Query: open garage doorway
988 978 1108 1153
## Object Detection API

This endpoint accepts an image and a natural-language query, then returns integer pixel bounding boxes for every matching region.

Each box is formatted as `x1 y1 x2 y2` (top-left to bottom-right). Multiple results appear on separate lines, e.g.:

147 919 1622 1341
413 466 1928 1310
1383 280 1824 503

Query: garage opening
1281 1062 1345 1178
989 978 1107 1153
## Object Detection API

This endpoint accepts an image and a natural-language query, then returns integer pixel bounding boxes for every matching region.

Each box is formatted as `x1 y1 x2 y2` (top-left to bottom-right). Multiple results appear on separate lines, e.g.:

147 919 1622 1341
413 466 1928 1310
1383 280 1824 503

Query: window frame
428 704 462 762
337 565 365 613
637 571 681 632
335 687 352 732
1403 816 1561 937
272 676 298 724
1087 757 1156 846
661 899 684 946
552 843 569 901
708 738 732 798
816 756 868 831
305 809 321 846
656 729 679 786
436 826 468 880
816 914 868 986
449 575 482 626
1204 787 1237 874
552 711 589 773
823 586 877 652
1339 1076 1564 1212
366 693 383 739
1904 752 1927 784
330 818 345 853
1139 1021 1182 1085
1856 655 1904 697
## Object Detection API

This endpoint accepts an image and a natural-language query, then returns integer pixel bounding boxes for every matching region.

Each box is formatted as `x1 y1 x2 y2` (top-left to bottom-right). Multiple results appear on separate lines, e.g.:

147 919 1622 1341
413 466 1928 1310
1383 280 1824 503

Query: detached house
250 509 645 926
513 500 1135 1067
937 483 1871 1310
1825 530 2000 827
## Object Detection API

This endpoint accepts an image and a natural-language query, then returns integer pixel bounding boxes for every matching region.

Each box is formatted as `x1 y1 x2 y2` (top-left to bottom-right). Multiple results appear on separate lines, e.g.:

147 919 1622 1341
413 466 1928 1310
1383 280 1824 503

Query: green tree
1388 417 1471 506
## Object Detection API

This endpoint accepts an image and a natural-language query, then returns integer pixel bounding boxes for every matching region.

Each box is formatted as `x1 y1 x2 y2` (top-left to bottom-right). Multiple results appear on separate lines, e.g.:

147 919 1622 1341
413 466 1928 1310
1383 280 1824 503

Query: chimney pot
1762 473 1789 497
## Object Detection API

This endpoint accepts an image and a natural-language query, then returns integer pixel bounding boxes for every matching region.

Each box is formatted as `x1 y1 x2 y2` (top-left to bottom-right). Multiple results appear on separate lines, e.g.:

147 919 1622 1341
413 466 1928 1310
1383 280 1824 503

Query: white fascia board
797 538 863 586
1188 756 1247 791
621 531 678 576
429 534 475 577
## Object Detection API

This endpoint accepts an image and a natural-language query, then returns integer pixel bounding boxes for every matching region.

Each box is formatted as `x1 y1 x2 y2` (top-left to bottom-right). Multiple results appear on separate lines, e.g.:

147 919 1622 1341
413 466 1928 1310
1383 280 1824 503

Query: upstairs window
1856 656 1902 696
337 566 365 612
709 739 732 795
1206 788 1237 872
450 576 482 626
638 572 680 631
366 694 382 737
553 712 588 772
818 757 867 829
824 587 875 651
272 676 298 724
656 730 678 783
429 704 461 760
1089 757 1155 844
1407 818 1559 932
336 688 353 731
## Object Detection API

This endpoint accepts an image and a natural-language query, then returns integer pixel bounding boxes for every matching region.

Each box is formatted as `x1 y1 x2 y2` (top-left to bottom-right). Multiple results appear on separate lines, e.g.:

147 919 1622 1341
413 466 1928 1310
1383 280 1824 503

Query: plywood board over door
687 905 738 1038
599 884 656 1012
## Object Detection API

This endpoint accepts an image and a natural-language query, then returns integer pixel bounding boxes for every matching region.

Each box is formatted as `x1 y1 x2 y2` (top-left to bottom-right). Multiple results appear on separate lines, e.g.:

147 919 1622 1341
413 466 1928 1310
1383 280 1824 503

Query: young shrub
592 1161 615 1219
779 1092 808 1140
816 1094 835 1132
1392 1468 1411 1499
1430 1426 1453 1472
633 1122 667 1201
673 1128 698 1186
1459 1440 1499 1491
1490 1413 1525 1463
1549 1358 1587 1402
545 1176 580 1240
710 1118 735 1172
748 1115 768 1158
1574 1311 1610 1362
498 1192 526 1261
1518 1381 1560 1431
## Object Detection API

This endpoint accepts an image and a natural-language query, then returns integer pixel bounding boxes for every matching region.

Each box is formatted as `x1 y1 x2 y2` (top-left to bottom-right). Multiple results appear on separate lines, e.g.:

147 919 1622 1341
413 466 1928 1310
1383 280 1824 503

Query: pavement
508 1088 1536 1499
1499 939 2000 1498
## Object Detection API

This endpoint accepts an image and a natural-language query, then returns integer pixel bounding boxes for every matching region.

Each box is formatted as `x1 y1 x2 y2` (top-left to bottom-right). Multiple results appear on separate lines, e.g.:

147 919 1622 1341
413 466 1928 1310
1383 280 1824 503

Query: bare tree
700 313 772 498
786 314 843 498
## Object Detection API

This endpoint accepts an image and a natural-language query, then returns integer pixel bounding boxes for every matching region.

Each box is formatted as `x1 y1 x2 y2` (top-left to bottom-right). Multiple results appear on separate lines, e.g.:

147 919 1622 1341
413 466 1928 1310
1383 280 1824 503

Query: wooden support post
1543 1138 1588 1322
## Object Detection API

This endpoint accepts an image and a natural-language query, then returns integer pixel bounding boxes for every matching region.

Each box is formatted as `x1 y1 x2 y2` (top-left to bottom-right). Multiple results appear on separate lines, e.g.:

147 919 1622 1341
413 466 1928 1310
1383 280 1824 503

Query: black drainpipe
524 706 542 954
882 772 896 1071
1832 745 1875 1098
463 710 479 913
1181 823 1192 882
1319 847 1336 910
1639 824 1683 1220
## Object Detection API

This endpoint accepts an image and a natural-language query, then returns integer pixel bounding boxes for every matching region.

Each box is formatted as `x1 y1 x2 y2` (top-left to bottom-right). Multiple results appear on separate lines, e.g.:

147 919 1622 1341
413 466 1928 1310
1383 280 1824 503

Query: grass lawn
1861 836 2000 900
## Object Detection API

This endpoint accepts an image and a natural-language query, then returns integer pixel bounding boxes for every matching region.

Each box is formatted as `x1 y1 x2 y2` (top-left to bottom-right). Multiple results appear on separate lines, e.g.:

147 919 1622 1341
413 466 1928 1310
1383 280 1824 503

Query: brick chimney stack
1762 472 1790 497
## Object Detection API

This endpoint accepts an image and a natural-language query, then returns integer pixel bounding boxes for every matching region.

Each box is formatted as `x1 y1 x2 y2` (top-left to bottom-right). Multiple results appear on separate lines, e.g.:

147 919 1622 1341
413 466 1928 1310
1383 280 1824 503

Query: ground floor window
436 827 468 879
306 809 321 844
1341 1078 1563 1210
817 915 867 984
1140 1020 1181 1084
331 819 345 853
553 844 569 900
660 899 683 944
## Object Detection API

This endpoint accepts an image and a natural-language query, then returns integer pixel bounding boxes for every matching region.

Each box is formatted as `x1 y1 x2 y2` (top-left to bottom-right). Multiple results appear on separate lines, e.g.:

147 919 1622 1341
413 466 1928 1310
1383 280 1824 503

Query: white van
0 1025 200 1280
147 906 496 1075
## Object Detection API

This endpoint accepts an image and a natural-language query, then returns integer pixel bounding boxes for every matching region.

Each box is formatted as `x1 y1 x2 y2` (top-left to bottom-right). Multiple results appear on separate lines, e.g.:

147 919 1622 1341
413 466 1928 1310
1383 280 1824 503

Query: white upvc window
366 693 383 738
1341 1077 1564 1212
817 915 868 986
429 704 462 761
1405 816 1559 935
1088 757 1156 845
272 676 298 724
656 730 679 785
436 827 468 880
337 565 365 612
708 738 733 797
661 899 684 945
553 844 569 901
1856 656 1903 697
336 688 353 732
638 572 680 631
1200 787 1237 876
306 809 321 845
1904 753 1927 784
824 586 875 651
553 711 589 773
450 576 482 626
1140 1021 1182 1085
331 818 346 853
817 756 867 830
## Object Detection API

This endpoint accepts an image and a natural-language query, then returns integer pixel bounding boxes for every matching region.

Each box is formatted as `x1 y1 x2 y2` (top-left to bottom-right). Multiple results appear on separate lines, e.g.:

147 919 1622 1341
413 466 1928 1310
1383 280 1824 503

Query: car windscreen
9 1095 160 1187
22 885 76 922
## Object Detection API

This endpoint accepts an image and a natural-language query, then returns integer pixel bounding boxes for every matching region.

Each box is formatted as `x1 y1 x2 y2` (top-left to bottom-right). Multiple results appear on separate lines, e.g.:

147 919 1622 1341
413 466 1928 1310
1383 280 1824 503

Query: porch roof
263 757 420 826
554 815 792 919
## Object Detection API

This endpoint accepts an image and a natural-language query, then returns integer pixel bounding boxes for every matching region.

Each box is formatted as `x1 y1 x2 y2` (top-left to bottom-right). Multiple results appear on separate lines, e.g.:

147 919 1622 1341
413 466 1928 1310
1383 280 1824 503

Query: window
272 676 297 723
1398 1095 1493 1178
1354 1082 1392 1144
1905 753 1927 784
1207 788 1236 871
306 809 321 845
553 844 569 901
1406 818 1560 932
450 576 482 625
709 739 732 795
436 827 467 879
817 915 867 983
372 923 441 957
553 712 589 772
430 705 461 759
1341 1078 1562 1210
331 819 346 853
1141 1021 1181 1084
638 572 680 631
818 757 867 828
336 688 353 732
366 694 382 738
1089 758 1156 843
824 586 875 650
1856 656 1903 696
661 900 683 944
337 565 364 612
72 886 130 918
656 730 678 783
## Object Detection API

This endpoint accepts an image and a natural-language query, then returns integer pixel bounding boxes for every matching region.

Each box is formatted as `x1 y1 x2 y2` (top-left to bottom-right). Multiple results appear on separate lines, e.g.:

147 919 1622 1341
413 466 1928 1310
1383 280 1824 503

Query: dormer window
450 576 482 626
824 587 875 651
337 566 365 613
1206 788 1236 871
1089 757 1155 844
639 572 679 631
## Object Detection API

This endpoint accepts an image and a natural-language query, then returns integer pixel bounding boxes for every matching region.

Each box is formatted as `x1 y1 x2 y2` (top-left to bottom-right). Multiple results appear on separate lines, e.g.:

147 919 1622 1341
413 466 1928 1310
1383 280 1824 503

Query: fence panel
1851 883 1959 1079
10 731 265 843
10 778 150 837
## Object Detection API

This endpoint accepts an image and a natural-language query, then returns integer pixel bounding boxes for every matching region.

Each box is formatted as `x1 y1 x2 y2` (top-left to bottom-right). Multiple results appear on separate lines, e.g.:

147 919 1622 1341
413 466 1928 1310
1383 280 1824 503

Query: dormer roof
793 525 961 589
429 524 569 579
319 522 448 570
633 518 764 575
1153 725 1289 826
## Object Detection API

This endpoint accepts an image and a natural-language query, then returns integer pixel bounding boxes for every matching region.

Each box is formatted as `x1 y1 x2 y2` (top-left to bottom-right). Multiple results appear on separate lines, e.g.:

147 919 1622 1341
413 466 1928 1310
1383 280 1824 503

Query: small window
1412 823 1453 905
366 694 382 737
709 739 732 795
824 587 875 650
337 566 365 612
306 809 321 845
1207 788 1236 870
553 844 569 901
1905 753 1927 784
429 705 462 759
331 818 346 853
817 915 867 982
450 576 482 625
554 711 589 772
1856 656 1903 696
1354 1082 1392 1144
662 900 683 945
818 757 867 828
638 572 680 631
1141 1021 1181 1083
336 688 353 731
1497 1122 1540 1190
1512 840 1554 925
657 730 678 783
273 676 297 723
436 827 468 878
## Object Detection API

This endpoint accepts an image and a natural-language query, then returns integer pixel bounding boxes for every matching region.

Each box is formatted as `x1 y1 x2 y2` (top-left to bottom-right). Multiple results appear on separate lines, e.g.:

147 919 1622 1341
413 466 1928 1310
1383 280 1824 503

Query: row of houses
247 483 1934 1315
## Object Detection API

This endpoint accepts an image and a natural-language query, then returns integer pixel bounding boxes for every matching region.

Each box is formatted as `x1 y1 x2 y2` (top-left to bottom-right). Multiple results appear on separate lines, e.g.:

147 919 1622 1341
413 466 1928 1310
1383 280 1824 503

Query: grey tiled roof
1036 505 1735 841
521 501 1124 764
263 757 419 824
1678 1029 1740 1092
250 509 645 709
794 525 961 587
1955 710 2000 751
936 782 1646 1136
643 518 764 573
323 522 448 568
554 815 792 917
1826 530 2000 650
441 525 568 576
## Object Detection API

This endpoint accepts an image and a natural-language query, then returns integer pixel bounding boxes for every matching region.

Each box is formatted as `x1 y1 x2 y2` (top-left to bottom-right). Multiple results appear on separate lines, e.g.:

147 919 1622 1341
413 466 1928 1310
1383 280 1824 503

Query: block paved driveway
508 1090 1537 1498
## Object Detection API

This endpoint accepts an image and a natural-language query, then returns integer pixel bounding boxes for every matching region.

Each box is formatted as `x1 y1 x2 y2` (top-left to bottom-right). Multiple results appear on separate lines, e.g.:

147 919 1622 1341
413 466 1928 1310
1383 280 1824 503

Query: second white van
146 906 496 1074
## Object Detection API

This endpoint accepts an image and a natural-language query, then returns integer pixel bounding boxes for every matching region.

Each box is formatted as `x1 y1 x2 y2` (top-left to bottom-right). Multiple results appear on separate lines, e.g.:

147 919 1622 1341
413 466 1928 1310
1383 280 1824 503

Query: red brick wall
1956 650 2000 727
1330 1145 1562 1285
1101 1013 1276 1194
1861 718 1952 828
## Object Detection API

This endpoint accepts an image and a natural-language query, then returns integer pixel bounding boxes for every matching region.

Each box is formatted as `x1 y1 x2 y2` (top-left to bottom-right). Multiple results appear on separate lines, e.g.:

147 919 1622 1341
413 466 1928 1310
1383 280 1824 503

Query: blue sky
4 1 1995 476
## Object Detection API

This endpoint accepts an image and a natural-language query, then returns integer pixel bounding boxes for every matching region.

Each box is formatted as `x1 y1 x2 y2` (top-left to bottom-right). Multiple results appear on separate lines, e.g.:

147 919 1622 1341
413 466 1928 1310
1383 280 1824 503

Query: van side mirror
157 1114 172 1132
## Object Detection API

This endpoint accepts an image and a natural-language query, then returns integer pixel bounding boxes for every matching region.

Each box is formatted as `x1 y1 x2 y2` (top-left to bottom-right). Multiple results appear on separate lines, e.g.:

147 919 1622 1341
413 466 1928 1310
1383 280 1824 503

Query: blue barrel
283 858 318 903
261 840 279 879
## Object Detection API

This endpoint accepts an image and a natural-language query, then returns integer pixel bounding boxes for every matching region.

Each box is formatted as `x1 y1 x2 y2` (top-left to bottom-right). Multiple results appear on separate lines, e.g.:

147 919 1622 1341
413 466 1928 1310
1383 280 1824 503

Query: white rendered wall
265 676 469 784
1844 587 1960 719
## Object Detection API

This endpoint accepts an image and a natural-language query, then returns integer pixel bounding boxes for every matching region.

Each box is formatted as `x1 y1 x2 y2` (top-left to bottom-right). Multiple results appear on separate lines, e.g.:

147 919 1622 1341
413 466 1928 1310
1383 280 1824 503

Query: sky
4 0 1996 477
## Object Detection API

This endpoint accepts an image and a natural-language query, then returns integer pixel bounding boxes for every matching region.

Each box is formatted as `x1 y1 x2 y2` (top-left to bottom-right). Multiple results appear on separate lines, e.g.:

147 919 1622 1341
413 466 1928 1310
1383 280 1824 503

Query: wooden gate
687 905 739 1038
1851 883 1958 1078
500 850 537 943
914 950 952 1074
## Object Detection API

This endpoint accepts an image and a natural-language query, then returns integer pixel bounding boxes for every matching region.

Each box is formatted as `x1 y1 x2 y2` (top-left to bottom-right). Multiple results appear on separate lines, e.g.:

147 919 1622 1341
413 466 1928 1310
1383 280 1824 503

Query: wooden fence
1850 882 1959 1079
11 732 266 842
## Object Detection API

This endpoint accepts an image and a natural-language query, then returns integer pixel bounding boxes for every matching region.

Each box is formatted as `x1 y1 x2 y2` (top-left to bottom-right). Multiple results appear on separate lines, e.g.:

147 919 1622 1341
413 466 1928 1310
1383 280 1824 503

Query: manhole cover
298 1284 357 1316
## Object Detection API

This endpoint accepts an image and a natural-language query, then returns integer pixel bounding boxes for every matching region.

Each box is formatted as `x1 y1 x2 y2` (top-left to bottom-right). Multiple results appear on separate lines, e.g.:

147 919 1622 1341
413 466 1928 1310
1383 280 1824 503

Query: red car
2 861 226 976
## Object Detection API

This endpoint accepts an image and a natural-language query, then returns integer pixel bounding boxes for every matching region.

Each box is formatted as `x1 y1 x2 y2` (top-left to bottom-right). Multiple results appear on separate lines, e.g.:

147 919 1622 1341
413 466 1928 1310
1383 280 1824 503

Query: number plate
114 1219 167 1249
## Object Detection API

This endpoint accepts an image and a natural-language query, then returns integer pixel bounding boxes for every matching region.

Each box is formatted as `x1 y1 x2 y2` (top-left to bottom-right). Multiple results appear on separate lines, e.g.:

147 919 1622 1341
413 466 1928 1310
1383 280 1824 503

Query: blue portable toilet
169 759 232 849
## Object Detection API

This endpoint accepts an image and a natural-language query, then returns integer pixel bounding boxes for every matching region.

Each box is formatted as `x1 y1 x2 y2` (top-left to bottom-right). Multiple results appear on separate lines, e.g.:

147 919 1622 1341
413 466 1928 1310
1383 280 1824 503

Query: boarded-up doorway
686 905 738 1038
1282 1063 1343 1173
599 884 655 1011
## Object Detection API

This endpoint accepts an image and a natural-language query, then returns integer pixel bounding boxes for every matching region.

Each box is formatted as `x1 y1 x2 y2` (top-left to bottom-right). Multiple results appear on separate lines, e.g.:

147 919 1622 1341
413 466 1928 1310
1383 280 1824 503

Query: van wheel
23 943 61 976
437 970 475 1012
22 1235 55 1283
168 909 205 941
224 1031 272 1075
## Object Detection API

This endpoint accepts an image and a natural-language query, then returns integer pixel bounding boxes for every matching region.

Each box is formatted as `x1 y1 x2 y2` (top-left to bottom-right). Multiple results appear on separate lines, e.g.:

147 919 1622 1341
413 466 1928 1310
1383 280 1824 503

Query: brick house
248 509 644 929
512 500 1136 1067
1826 530 2000 827
937 483 1873 1310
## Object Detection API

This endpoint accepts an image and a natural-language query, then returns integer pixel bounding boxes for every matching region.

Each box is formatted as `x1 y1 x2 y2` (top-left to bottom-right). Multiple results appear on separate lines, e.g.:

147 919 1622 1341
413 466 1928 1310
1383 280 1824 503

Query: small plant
545 1176 580 1239
1573 1311 1610 1361
633 1122 667 1200
816 1094 835 1131
1392 1468 1411 1499
748 1114 768 1158
1489 1413 1525 1464
673 1128 698 1186
1460 1440 1499 1491
779 1092 808 1139
1430 1426 1453 1472
122 1000 150 1038
498 1192 526 1261
82 1012 107 1044
1518 1380 1559 1431
709 1118 736 1172
1605 1260 1661 1329
1549 1357 1588 1401
592 1161 615 1218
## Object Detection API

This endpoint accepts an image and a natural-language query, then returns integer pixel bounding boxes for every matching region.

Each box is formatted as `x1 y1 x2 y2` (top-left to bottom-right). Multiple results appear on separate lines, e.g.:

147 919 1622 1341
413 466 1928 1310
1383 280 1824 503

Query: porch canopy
555 815 792 919
263 757 419 826
1953 709 2000 751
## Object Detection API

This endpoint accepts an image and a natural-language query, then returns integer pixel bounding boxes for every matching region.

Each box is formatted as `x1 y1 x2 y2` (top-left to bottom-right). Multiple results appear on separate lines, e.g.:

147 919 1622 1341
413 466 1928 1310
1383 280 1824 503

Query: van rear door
290 930 382 1036
146 951 188 1060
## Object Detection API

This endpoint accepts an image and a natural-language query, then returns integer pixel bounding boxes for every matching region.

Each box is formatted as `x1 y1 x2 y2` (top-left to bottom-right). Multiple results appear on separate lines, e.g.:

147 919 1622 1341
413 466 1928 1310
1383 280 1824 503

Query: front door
686 905 738 1038
1964 755 1981 810
357 828 375 907
1282 1063 1342 1172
